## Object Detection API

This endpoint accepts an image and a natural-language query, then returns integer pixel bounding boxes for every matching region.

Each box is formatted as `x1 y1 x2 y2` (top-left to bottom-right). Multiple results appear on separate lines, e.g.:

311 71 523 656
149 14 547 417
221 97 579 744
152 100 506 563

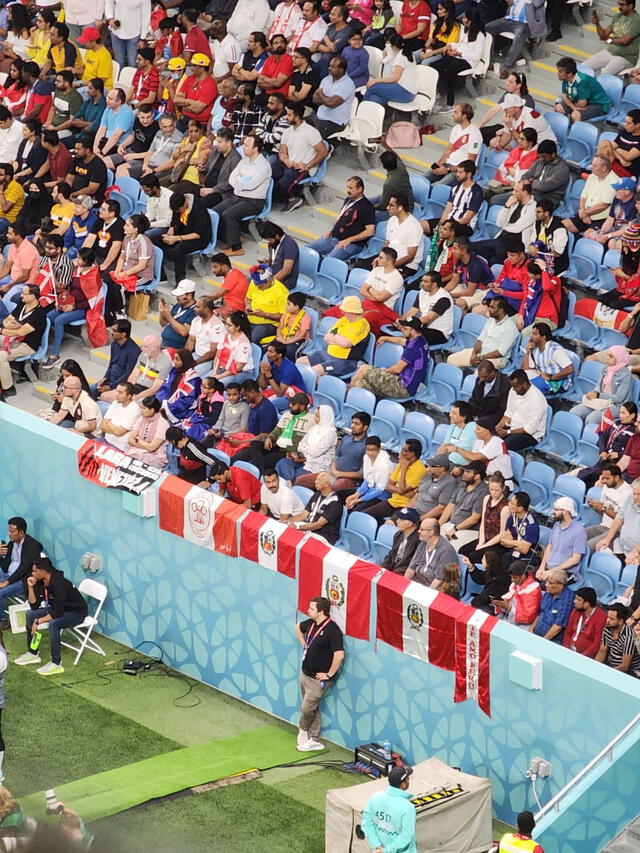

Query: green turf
18 726 325 822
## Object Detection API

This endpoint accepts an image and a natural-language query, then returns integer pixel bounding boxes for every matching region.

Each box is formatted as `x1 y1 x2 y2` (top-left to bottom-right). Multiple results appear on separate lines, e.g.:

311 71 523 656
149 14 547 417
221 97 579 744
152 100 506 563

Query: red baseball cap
78 26 100 43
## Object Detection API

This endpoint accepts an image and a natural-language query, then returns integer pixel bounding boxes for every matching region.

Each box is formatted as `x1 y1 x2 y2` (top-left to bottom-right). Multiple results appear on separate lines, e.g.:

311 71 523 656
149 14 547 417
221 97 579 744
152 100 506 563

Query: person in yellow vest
498 811 544 852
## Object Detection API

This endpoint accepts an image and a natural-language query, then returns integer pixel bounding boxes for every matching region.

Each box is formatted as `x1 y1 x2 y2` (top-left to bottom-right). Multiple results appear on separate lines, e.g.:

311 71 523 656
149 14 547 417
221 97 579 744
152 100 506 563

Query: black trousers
431 56 471 106
212 195 265 250
471 236 509 267
160 237 209 283
232 440 285 473
504 432 538 451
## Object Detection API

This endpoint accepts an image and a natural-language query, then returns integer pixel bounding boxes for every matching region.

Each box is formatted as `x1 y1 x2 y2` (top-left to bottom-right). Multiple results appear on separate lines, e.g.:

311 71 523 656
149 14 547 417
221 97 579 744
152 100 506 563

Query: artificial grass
91 779 330 853
18 726 325 822
4 658 180 799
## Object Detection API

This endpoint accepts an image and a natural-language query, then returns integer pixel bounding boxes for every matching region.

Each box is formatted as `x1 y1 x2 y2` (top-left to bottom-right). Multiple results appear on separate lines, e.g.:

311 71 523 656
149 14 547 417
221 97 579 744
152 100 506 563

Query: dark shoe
283 197 304 213
1 385 16 399
546 30 562 41
0 620 9 630
499 68 510 79
16 373 31 384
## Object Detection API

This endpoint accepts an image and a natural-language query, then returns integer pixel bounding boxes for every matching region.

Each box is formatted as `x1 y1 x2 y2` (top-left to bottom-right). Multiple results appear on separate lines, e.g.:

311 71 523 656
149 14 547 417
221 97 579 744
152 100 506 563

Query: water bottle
382 740 392 761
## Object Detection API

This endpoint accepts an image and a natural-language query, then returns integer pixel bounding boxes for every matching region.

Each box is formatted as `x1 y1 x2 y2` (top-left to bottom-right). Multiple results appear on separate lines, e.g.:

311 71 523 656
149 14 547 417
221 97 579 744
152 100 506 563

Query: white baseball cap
172 279 197 296
502 94 525 109
553 496 577 518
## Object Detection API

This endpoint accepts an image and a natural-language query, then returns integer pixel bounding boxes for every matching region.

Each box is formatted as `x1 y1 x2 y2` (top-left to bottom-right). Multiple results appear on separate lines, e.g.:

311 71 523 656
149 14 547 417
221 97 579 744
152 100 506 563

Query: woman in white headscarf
275 405 337 485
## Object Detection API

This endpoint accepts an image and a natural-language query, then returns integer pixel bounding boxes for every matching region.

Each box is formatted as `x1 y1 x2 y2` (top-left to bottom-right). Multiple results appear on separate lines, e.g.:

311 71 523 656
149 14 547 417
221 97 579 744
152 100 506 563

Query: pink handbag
385 122 421 149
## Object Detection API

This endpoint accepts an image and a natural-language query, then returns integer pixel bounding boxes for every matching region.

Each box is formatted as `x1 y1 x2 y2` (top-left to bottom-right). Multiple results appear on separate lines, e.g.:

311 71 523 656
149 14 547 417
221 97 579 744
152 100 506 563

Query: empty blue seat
297 247 320 294
422 183 451 219
565 239 604 289
520 461 555 513
340 511 379 559
617 563 637 599
458 373 476 402
316 257 349 302
509 451 524 486
409 174 431 216
417 363 463 411
370 400 406 448
611 83 640 123
313 374 347 415
538 411 583 460
399 412 435 458
352 220 388 261
293 485 314 506
232 460 261 480
589 74 623 122
564 123 599 169
372 523 397 565
543 111 569 155
585 552 622 605
555 178 584 219
296 363 317 396
576 423 601 468
455 313 487 349
572 360 605 399
337 387 376 427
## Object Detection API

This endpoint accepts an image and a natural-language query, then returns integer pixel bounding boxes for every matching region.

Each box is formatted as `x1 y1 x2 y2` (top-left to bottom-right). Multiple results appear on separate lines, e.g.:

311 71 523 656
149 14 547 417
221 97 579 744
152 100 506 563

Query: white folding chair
458 33 492 98
364 45 383 79
59 578 108 665
116 66 136 92
388 64 438 115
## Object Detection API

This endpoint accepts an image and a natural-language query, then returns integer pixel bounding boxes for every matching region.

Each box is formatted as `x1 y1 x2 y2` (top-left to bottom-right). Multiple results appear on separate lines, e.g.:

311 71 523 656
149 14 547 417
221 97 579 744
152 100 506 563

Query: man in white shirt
50 375 102 435
496 369 549 451
268 0 303 42
448 296 518 369
472 180 536 265
562 154 617 235
0 107 24 163
585 463 633 549
490 94 556 151
210 19 242 81
101 381 141 451
139 174 173 240
228 0 271 51
358 247 405 336
213 135 272 254
186 295 226 376
272 102 327 212
381 193 424 273
287 0 328 53
260 468 305 520
425 103 482 186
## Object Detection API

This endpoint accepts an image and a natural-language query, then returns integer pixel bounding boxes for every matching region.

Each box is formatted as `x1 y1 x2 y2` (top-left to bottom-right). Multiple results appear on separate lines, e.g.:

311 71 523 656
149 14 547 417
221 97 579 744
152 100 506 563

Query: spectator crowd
0 0 639 678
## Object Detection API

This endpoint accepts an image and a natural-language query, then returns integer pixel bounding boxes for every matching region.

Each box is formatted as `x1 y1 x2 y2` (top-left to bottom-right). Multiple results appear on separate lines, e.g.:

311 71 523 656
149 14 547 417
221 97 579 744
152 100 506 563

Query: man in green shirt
44 70 83 138
555 57 613 123
587 0 640 75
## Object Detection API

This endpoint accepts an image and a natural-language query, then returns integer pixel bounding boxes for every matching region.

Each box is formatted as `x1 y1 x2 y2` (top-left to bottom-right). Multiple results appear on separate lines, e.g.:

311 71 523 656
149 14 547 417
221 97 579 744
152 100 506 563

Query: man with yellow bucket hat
297 295 370 378
172 53 218 131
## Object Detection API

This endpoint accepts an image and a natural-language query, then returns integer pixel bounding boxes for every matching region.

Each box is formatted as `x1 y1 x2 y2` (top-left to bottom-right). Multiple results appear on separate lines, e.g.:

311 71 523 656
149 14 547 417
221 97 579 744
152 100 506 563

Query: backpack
385 122 421 149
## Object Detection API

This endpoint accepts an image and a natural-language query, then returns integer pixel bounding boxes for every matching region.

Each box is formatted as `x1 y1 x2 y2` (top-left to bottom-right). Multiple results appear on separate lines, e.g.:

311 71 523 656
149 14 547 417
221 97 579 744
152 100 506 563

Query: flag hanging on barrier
238 512 305 578
454 608 497 717
77 439 161 494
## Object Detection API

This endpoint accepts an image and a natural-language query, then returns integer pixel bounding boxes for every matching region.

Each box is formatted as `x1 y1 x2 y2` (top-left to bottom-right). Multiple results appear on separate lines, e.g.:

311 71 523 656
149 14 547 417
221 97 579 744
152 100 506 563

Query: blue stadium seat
610 83 640 123
520 461 555 513
399 412 435 458
138 245 163 294
584 552 622 605
293 485 313 506
352 220 388 261
372 523 397 564
475 148 509 185
232 460 261 480
297 140 331 204
550 473 586 513
373 342 403 368
340 511 378 559
422 183 451 219
313 374 347 415
370 400 406 448
508 451 524 486
336 387 376 427
565 239 604 289
70 283 107 330
251 344 262 378
107 189 135 220
297 305 318 357
474 205 503 242
113 176 146 214
416 363 463 411
537 411 583 460
409 174 431 217
563 123 599 169
458 373 476 402
241 178 273 233
430 422 450 455
571 360 605 400
344 267 370 300
576 423 601 467
296 363 317 396
543 111 569 155
455 313 487 349
589 74 623 123
599 328 629 349
316 257 349 302
207 448 230 466
617 563 637 599
296 247 320 294
555 178 584 219
582 486 603 526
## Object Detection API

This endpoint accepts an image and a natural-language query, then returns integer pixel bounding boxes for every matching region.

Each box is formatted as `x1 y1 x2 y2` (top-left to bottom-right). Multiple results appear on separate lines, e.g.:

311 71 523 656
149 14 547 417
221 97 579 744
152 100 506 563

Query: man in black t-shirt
288 48 320 109
67 135 108 201
289 473 342 545
598 109 640 179
0 284 47 399
104 103 158 173
294 596 345 751
307 176 375 261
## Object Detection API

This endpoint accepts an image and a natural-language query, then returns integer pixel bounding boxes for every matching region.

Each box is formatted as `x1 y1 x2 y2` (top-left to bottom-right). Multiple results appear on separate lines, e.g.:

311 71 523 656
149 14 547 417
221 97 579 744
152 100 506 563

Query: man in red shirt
173 53 218 130
399 0 430 53
22 62 52 124
257 34 294 101
129 47 160 108
40 130 73 186
210 253 250 317
181 8 213 63
562 587 608 658
470 240 530 317
207 460 261 509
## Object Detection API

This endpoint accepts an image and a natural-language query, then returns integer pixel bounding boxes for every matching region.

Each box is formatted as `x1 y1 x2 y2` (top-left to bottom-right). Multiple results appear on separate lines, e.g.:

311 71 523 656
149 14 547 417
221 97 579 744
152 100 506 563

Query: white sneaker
297 738 325 751
297 728 310 747
36 661 64 676
13 653 41 666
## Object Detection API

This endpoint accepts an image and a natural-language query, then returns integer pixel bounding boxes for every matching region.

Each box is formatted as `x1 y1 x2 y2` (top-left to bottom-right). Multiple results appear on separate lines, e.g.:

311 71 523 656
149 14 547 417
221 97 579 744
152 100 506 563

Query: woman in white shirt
363 33 418 106
211 310 255 387
431 8 486 106
105 0 151 69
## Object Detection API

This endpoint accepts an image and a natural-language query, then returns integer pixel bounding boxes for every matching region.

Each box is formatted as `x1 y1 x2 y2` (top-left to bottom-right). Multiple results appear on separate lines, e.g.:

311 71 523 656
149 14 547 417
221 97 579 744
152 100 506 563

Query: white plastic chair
116 66 136 92
390 0 403 25
58 579 108 665
338 101 385 151
388 64 438 115
458 33 492 98
364 45 383 79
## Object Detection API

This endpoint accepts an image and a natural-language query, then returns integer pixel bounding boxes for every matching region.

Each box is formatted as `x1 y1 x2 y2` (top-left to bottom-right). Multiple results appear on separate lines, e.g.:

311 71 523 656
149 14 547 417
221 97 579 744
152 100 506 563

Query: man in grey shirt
595 477 640 565
439 460 489 551
405 518 458 588
411 453 458 519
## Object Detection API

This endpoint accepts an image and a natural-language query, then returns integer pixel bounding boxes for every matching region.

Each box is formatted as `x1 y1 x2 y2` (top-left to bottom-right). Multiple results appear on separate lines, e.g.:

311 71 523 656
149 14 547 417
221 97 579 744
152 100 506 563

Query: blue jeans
219 370 252 387
276 457 309 483
111 33 140 68
167 443 180 475
0 574 24 619
569 403 609 425
25 607 85 665
0 218 9 237
363 83 414 106
307 236 361 262
48 308 86 356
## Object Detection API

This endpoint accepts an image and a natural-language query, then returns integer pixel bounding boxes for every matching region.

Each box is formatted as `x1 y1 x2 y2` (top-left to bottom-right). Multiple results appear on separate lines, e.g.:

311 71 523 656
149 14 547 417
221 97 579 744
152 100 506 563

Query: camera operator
0 784 36 850
13 558 88 677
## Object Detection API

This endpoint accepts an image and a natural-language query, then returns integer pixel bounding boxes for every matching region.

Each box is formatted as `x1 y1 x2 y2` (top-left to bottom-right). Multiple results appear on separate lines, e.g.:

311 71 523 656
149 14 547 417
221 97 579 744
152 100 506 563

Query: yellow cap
339 296 364 314
190 52 210 67
167 57 186 71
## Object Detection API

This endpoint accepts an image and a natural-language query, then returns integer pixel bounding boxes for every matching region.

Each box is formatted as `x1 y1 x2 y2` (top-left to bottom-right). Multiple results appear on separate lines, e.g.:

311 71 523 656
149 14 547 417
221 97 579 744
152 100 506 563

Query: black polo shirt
330 195 376 246
290 66 320 108
10 303 47 351
299 617 344 677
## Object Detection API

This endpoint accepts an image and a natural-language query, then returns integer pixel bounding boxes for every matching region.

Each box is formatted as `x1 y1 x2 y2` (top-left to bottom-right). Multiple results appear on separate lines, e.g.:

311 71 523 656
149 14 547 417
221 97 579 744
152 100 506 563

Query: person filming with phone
13 558 87 677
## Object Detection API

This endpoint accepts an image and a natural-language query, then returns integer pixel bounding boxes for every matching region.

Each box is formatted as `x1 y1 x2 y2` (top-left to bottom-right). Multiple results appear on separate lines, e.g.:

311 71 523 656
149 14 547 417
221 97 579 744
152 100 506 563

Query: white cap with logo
172 279 197 296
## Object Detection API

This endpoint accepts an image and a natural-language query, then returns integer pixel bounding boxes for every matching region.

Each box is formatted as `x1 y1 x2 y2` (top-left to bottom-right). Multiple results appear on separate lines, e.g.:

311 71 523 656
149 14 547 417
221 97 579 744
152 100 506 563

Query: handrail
535 711 640 821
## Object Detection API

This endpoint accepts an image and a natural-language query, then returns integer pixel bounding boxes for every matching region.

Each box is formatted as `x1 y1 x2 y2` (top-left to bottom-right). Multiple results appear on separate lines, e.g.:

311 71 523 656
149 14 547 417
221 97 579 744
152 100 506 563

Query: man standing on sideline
294 596 344 751
497 810 544 852
361 765 417 853
0 518 43 629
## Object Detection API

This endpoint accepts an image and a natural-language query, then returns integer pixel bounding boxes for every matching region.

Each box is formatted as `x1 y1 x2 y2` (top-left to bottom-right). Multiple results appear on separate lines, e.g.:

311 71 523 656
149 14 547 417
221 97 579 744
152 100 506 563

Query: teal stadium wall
2 405 640 852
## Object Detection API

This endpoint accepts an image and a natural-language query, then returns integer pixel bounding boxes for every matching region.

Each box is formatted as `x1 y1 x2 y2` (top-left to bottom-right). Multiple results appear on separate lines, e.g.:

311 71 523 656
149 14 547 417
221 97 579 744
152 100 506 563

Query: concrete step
601 814 640 853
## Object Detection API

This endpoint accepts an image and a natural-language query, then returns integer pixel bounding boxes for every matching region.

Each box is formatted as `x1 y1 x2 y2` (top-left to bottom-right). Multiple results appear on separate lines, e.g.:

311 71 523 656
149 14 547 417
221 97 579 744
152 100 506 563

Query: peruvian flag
296 538 379 640
454 608 497 717
158 475 245 556
238 511 305 578
376 572 464 671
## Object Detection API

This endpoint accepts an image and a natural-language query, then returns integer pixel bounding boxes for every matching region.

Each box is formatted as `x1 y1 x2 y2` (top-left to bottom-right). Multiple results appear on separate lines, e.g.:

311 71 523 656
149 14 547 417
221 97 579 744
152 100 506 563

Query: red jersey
222 268 249 312
184 25 212 60
182 74 218 122
131 65 160 104
562 607 607 658
400 0 430 41
260 53 294 96
226 467 261 507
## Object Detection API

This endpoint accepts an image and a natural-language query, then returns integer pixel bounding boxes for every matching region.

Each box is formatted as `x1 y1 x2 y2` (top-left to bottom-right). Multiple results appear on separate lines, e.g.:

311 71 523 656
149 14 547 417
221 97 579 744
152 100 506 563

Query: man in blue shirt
258 341 305 409
310 56 356 138
159 279 198 350
536 497 587 585
71 78 107 139
92 319 141 400
241 379 279 437
531 570 574 643
94 88 135 158
331 411 369 492
361 765 417 853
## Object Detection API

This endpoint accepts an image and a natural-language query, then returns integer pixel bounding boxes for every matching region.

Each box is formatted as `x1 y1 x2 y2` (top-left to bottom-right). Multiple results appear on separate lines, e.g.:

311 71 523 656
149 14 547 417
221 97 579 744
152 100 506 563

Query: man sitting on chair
0 517 43 629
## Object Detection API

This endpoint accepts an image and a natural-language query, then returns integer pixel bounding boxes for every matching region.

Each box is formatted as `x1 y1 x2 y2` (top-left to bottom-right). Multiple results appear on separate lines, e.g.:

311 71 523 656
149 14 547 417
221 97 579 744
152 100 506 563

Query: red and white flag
297 538 379 640
454 608 497 717
158 476 245 556
376 572 464 671
238 511 305 578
